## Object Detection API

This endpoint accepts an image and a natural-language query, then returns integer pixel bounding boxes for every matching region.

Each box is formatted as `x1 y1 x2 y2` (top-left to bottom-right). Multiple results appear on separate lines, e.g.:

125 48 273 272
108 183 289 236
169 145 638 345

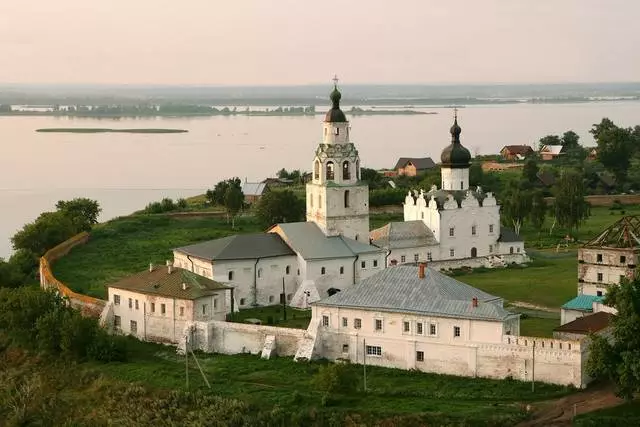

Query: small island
35 128 188 134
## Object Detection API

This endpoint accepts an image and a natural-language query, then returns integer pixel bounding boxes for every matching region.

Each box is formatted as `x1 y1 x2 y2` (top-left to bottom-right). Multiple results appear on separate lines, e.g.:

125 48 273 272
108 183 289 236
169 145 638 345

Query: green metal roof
562 294 604 311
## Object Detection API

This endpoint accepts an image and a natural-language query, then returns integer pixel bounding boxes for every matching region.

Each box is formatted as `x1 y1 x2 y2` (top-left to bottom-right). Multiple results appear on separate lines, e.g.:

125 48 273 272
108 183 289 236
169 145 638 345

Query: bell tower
440 109 471 191
305 77 370 241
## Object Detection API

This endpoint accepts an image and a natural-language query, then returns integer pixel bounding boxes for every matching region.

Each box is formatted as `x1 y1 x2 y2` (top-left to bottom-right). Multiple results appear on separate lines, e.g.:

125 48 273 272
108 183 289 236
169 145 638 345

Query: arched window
471 247 477 258
321 267 326 275
342 161 351 180
314 160 320 180
285 265 290 275
344 190 350 208
318 194 322 206
228 271 234 281
356 160 360 180
339 266 344 274
326 161 335 180
257 268 263 278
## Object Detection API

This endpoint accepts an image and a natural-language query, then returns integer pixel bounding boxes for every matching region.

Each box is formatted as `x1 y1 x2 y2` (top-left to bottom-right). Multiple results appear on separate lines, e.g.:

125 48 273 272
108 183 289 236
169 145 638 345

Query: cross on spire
332 74 339 87
453 107 458 121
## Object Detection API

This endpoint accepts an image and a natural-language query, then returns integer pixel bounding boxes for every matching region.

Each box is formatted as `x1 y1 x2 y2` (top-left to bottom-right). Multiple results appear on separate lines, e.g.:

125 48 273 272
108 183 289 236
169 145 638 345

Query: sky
1 0 638 86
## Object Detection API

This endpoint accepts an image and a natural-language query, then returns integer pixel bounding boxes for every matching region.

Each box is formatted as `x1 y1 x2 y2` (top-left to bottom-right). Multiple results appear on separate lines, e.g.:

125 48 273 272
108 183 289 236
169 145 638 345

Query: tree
11 211 76 256
538 135 561 150
223 178 244 229
469 163 484 188
500 181 532 235
522 159 539 184
55 198 101 232
206 180 231 206
561 130 580 149
529 190 547 237
255 190 305 227
552 169 590 232
587 276 640 399
590 118 637 185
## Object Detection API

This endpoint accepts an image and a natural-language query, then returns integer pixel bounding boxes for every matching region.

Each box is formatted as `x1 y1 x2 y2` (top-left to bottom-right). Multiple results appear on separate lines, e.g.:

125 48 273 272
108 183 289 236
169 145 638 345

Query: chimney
166 260 173 274
418 262 426 279
149 263 154 272
472 297 478 308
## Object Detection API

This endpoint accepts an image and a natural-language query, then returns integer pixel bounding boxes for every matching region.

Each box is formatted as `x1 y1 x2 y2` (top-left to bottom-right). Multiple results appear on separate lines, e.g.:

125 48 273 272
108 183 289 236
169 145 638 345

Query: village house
539 144 564 161
106 261 233 344
241 180 269 204
392 157 436 177
554 311 614 341
499 145 534 161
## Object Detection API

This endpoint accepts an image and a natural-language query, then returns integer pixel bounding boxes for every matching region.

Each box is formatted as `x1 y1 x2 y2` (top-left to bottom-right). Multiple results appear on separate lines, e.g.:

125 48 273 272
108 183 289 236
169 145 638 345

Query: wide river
1 101 639 258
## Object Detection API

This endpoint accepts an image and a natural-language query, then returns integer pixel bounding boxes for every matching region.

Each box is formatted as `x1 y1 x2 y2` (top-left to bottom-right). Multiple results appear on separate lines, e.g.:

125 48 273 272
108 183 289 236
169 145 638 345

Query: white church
170 83 526 309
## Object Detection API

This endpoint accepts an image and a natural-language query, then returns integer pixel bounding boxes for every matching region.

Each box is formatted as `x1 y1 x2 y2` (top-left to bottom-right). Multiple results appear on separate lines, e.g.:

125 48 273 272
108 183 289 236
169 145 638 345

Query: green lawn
574 400 640 426
229 304 312 329
520 316 560 338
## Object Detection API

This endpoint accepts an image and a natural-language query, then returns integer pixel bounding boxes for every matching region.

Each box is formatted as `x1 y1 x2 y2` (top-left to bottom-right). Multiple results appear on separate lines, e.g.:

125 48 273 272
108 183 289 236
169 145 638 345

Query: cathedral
370 111 527 268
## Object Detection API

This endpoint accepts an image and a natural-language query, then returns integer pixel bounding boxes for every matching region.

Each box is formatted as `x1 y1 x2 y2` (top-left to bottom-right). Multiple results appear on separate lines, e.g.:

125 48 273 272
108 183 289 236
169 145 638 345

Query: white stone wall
173 252 213 278
561 308 588 325
578 247 637 296
438 204 501 260
306 182 369 241
441 167 469 191
108 287 229 344
322 121 350 146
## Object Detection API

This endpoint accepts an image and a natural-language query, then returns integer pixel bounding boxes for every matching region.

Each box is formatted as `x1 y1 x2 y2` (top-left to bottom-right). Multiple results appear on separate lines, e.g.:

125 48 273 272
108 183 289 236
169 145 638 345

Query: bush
311 362 360 395
176 198 188 209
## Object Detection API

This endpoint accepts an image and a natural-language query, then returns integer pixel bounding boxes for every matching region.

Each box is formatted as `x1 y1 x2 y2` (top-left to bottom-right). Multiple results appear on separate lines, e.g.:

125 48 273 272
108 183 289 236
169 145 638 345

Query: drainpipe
352 255 359 285
187 255 195 272
253 258 260 306
384 249 391 267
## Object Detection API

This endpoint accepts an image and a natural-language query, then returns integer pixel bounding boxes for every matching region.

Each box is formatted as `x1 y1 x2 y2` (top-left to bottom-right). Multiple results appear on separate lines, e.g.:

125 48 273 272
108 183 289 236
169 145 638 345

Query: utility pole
363 338 367 392
282 277 287 321
531 340 535 392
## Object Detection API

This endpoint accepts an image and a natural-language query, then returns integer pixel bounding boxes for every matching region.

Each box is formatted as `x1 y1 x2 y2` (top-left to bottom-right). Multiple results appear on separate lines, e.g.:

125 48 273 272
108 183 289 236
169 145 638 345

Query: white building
105 262 233 344
372 113 527 269
173 82 385 308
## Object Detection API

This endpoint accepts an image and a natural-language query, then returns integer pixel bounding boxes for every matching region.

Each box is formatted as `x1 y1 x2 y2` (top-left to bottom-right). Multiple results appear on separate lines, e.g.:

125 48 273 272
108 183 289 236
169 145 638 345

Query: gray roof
241 182 267 196
175 233 295 261
498 226 523 243
393 157 436 171
315 266 515 321
370 221 438 249
272 222 383 260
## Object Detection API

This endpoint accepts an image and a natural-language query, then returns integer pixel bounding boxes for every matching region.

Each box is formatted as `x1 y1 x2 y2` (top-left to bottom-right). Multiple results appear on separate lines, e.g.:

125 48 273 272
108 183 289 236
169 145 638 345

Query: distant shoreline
35 128 188 134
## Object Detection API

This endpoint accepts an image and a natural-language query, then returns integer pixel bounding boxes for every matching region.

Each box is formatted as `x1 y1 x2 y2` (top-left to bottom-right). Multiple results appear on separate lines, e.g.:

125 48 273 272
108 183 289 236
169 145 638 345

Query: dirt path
511 301 559 313
516 383 622 426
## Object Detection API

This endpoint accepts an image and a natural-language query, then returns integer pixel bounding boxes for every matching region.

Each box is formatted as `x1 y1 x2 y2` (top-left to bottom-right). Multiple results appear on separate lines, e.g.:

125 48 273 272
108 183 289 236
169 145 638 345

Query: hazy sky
1 0 637 85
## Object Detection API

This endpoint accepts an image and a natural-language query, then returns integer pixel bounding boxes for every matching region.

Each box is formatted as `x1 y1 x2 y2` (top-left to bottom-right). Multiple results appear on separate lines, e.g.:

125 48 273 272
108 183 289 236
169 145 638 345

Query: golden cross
332 74 339 87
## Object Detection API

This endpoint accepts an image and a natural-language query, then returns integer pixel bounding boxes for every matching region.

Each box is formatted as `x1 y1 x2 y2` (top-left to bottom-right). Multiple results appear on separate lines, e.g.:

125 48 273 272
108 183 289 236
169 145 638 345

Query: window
228 271 234 281
321 267 326 275
429 323 437 336
361 261 366 268
597 254 603 263
130 320 137 334
489 244 494 253
375 319 383 331
113 294 121 305
517 247 521 253
135 299 139 310
285 265 291 275
460 181 463 190
179 307 184 316
373 260 378 267
597 273 603 282
427 252 433 261
401 255 406 263
416 322 423 335
450 249 455 257
310 196 313 208
510 247 514 254
489 224 494 233
326 161 335 180
416 351 424 362
449 227 455 237
354 318 362 329
257 268 262 278
214 299 218 309
403 321 410 333
414 254 419 262
421 212 424 219
366 345 382 357
269 295 274 303
297 269 300 275
342 344 349 353
287 293 293 301
322 315 329 327
150 302 155 313
339 266 344 275
472 225 477 236
344 190 350 207
128 298 132 309
355 234 358 241
202 304 207 315
334 127 340 135
318 194 322 206
597 290 603 297
240 298 246 306
454 326 461 337
342 317 348 327
114 315 121 329
161 303 166 314
621 256 627 264
343 161 351 180
314 160 320 180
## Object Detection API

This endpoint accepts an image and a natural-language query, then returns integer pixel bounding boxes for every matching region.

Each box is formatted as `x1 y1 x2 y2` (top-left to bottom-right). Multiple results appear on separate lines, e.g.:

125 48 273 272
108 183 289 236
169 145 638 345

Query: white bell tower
306 77 370 241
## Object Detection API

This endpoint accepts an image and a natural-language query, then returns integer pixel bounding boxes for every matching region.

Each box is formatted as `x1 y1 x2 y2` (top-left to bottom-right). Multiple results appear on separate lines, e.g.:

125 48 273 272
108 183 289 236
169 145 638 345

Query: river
1 101 639 258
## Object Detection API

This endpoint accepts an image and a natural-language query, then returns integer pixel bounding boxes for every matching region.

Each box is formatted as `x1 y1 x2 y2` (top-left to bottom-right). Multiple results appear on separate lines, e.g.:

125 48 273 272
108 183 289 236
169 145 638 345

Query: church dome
440 114 471 168
325 85 347 123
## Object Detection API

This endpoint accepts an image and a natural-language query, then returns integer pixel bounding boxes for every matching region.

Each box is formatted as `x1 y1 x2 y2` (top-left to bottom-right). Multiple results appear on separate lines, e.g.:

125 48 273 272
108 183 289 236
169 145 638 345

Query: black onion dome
324 85 347 122
440 115 471 168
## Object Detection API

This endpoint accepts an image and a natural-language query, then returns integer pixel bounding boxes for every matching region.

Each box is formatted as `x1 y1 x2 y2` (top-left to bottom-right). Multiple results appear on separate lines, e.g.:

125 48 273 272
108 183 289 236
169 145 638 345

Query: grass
520 317 560 338
229 305 312 329
573 400 640 426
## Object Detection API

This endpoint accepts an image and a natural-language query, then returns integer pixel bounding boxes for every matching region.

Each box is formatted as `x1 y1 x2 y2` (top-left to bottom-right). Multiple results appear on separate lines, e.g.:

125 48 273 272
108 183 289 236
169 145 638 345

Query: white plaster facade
441 166 469 191
578 247 637 296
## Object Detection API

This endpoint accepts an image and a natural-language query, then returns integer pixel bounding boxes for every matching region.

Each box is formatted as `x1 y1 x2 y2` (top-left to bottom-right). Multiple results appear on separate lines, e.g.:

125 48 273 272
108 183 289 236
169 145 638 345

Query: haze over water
2 100 640 257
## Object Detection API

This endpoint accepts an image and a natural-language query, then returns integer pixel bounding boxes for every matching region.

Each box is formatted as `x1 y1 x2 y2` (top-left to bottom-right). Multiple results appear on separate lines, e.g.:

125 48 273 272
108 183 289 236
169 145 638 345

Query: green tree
552 169 590 232
500 181 532 235
11 211 76 256
55 198 101 232
561 130 580 149
255 190 305 228
587 276 640 399
224 178 244 229
529 190 547 237
590 118 637 185
522 159 539 184
538 135 561 150
311 363 360 395
469 163 484 188
206 180 231 205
